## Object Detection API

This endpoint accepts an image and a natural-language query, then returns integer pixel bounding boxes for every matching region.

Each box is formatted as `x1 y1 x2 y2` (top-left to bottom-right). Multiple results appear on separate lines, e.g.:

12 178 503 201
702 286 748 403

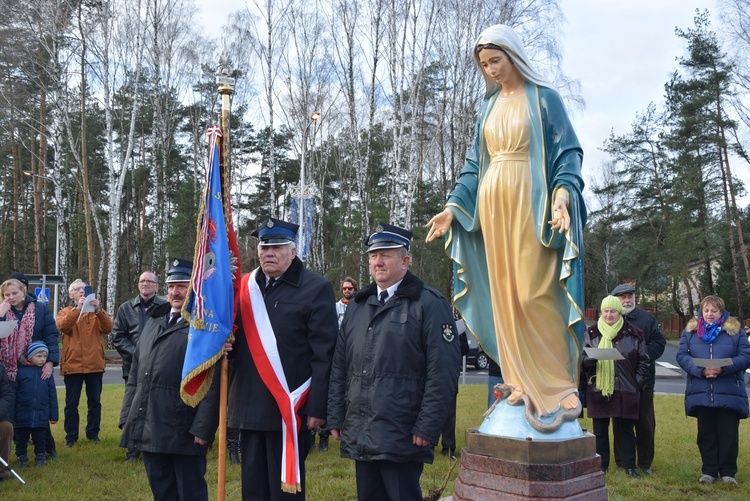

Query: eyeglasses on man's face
342 287 354 291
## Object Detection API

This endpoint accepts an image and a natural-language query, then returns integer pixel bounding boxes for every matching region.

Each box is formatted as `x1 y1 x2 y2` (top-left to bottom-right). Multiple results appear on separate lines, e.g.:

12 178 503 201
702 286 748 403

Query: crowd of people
0 218 463 501
3 22 750 501
1 230 749 497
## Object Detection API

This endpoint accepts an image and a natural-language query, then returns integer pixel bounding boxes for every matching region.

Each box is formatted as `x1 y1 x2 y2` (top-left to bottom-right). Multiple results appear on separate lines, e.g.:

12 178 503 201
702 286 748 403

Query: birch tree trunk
77 3 96 284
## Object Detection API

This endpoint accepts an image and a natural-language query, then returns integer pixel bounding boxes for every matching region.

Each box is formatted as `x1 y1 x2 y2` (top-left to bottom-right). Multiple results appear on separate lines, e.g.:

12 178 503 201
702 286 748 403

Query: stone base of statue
453 400 607 500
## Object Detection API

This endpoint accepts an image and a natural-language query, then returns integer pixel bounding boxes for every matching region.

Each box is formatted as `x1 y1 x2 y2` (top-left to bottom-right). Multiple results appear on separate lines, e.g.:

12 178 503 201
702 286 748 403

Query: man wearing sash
327 223 461 501
229 218 338 500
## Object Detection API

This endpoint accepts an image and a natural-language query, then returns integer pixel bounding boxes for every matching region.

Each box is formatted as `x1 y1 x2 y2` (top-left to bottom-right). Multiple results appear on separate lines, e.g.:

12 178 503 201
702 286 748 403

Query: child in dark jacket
14 341 58 467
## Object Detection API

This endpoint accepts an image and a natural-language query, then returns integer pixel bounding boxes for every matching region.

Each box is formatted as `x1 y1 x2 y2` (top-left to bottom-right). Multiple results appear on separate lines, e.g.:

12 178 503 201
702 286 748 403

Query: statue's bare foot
507 388 525 406
561 393 580 410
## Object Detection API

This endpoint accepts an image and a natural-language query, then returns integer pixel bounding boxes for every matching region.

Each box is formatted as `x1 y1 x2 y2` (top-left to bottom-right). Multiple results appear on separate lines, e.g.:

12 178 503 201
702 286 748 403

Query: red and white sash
239 270 311 493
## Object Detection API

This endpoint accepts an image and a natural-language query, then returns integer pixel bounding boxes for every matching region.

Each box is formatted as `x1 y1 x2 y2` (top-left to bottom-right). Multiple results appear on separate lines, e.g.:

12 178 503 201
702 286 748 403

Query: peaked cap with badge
166 258 193 283
252 217 298 246
366 223 412 252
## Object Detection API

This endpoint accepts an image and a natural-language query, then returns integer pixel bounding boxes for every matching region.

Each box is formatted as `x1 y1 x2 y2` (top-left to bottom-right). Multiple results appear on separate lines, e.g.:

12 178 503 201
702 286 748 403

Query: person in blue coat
0 275 60 382
1 273 60 458
676 295 750 485
13 341 58 467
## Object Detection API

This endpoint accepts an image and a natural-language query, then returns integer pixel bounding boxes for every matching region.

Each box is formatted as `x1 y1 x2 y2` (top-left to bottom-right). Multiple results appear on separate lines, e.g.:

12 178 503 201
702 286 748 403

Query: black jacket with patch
327 271 461 463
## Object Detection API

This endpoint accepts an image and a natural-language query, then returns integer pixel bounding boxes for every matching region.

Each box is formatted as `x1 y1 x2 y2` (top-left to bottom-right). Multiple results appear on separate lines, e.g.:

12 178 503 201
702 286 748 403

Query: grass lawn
2 384 750 500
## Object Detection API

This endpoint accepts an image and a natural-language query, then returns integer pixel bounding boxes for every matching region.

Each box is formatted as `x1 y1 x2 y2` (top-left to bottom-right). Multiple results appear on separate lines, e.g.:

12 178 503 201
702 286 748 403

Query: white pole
297 112 320 258
53 220 60 316
299 134 307 253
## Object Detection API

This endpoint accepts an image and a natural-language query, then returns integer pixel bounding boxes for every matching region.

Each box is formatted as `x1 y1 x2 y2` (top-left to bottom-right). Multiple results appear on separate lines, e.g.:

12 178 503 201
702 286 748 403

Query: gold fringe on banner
180 349 224 408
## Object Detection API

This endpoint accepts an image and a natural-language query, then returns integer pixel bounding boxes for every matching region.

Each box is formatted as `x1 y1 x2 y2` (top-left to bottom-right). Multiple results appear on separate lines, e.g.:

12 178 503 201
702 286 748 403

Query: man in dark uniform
228 218 338 500
112 270 166 462
328 223 461 501
611 283 666 475
120 259 221 500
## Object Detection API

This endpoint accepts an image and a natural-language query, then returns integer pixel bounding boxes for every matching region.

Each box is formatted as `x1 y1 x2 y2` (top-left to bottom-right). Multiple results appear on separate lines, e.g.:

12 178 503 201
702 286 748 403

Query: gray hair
68 279 85 293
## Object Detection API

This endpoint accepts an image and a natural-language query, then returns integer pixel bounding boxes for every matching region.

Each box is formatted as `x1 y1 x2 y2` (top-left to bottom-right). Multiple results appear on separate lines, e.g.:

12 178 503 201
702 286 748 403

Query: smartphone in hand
84 285 93 297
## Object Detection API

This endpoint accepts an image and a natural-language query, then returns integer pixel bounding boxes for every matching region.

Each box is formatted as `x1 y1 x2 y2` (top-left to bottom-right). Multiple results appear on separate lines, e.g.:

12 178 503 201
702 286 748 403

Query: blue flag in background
180 126 236 406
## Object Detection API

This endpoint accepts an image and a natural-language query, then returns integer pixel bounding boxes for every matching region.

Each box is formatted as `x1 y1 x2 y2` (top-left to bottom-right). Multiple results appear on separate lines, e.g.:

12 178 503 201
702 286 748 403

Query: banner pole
215 50 235 501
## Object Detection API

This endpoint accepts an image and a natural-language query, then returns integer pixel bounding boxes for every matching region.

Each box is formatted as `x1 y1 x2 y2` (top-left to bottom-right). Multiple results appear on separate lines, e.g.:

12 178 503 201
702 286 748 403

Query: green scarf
595 316 622 397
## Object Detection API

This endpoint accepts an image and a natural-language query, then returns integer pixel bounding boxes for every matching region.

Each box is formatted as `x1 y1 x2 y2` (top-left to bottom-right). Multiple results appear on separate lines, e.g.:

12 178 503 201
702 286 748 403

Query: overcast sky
560 0 717 182
195 0 720 188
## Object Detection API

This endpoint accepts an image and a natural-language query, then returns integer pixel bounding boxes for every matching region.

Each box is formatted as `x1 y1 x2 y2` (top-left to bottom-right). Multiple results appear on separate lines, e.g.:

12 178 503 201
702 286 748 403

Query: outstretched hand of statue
548 191 570 234
425 209 454 243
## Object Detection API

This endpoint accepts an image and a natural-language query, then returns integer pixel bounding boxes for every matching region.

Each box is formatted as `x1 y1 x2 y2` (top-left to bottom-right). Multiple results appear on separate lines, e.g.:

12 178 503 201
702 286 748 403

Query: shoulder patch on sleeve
442 324 455 343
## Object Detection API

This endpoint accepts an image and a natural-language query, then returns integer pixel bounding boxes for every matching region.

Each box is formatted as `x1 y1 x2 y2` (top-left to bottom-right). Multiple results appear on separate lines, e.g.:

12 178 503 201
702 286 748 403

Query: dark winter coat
676 316 750 418
14 364 58 428
119 303 220 455
0 365 14 422
624 307 666 390
10 295 60 366
582 319 649 420
227 257 338 430
112 294 167 379
327 271 461 464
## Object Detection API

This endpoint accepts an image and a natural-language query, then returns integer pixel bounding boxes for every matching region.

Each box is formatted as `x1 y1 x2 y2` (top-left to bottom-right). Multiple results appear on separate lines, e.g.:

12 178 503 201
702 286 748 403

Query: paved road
51 366 125 388
58 340 742 397
458 340 750 396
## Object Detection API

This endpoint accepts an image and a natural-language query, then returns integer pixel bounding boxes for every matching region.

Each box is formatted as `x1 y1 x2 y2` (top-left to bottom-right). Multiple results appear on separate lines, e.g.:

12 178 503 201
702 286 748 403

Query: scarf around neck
0 301 36 381
595 315 623 397
697 310 728 344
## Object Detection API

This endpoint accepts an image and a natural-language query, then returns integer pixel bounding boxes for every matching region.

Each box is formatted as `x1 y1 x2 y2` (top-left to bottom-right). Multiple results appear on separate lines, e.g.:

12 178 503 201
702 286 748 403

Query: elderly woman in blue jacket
676 295 750 485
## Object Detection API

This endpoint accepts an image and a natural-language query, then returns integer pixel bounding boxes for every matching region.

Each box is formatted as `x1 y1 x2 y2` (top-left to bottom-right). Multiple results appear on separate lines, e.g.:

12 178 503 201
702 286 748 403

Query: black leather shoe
318 436 329 452
65 440 76 448
626 469 641 479
229 452 241 465
642 468 652 475
449 449 457 461
47 449 59 459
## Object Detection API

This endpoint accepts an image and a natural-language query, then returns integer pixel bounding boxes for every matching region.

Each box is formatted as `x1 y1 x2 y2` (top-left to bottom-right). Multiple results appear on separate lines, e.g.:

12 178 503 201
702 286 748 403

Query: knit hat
8 272 29 288
27 341 49 359
600 295 624 314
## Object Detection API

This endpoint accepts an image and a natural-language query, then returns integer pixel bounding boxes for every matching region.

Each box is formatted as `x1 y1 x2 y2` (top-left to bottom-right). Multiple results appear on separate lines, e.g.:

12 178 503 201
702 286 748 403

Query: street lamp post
298 111 320 259
22 170 61 313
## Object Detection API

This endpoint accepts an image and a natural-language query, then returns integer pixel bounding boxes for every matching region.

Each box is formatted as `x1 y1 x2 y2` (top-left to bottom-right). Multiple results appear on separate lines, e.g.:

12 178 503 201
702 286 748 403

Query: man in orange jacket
56 279 113 447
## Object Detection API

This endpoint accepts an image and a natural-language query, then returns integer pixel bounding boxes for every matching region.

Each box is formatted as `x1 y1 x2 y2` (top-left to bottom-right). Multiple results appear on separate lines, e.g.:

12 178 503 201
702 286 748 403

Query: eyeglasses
342 287 354 291
139 280 157 284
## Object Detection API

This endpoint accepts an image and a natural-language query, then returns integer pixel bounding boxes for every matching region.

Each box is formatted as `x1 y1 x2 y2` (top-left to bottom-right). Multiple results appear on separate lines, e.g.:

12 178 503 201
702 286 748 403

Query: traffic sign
25 274 65 285
35 287 51 304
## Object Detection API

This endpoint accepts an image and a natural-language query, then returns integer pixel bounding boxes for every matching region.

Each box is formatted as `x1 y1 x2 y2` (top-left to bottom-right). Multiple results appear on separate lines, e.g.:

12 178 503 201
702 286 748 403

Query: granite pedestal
453 428 607 500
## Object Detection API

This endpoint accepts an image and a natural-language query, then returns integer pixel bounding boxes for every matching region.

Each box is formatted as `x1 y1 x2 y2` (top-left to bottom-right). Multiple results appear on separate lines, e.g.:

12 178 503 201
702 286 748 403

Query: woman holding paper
0 276 59 384
676 295 750 485
581 295 649 478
